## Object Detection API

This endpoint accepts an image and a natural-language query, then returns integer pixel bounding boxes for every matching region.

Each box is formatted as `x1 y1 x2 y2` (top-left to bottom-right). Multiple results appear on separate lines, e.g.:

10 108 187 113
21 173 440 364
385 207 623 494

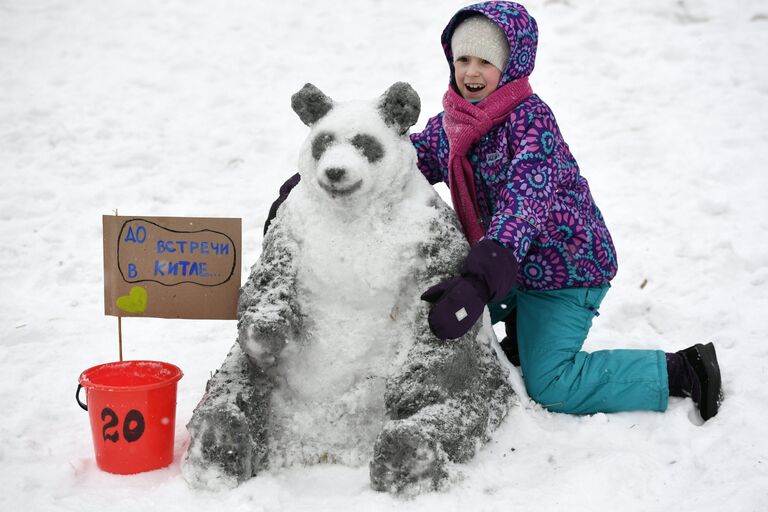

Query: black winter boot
667 342 723 421
499 309 520 366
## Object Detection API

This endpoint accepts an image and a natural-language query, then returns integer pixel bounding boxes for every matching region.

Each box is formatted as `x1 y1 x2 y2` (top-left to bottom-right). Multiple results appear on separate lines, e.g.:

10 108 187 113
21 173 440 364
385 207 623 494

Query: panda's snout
325 167 346 183
314 142 366 198
318 164 363 197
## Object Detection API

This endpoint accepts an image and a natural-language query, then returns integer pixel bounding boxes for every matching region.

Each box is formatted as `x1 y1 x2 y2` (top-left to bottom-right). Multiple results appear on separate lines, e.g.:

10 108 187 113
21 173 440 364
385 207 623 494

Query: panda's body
182 83 514 493
268 184 434 467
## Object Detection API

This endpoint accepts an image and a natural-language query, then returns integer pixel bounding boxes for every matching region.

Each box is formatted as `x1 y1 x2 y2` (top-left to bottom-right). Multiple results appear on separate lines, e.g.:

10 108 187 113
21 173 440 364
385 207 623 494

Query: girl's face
453 55 502 102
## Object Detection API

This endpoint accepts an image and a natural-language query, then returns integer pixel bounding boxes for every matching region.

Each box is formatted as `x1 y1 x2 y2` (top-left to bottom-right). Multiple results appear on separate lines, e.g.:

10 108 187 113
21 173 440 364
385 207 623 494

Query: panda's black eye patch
311 132 335 160
350 134 384 163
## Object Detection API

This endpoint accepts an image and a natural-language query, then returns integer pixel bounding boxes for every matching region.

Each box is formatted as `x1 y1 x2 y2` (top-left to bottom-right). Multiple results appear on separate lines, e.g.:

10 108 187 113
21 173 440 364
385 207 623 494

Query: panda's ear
378 82 421 135
291 83 334 126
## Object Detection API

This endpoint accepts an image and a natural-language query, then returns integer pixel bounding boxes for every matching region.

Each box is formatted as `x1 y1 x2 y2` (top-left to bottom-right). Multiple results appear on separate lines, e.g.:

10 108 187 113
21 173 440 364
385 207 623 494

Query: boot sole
683 342 723 421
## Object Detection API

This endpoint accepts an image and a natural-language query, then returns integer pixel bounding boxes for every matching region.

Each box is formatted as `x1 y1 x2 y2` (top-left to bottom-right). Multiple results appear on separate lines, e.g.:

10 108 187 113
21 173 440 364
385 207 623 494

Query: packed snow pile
181 83 515 494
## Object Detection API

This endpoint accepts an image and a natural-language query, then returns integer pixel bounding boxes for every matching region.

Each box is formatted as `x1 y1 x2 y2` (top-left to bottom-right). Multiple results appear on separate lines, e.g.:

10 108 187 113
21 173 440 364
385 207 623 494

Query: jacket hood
441 2 538 90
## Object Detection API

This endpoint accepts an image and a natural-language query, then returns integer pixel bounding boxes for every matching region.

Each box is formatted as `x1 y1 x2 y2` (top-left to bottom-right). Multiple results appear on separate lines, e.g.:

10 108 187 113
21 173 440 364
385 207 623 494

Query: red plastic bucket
76 360 183 474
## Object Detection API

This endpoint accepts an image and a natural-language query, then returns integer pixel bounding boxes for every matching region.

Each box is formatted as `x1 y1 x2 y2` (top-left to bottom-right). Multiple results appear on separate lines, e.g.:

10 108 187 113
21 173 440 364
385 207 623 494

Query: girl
266 1 723 421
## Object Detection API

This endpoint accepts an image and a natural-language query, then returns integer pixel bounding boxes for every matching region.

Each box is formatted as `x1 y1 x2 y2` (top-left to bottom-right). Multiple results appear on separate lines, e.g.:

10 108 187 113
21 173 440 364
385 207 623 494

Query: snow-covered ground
1 0 767 510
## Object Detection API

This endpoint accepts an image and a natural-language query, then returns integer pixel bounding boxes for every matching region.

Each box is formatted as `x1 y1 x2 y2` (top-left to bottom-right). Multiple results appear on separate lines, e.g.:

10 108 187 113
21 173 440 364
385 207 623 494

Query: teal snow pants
489 285 669 414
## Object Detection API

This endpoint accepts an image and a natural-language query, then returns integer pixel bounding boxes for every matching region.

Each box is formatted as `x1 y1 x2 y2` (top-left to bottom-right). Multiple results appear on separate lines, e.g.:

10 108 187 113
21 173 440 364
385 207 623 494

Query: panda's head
291 82 421 209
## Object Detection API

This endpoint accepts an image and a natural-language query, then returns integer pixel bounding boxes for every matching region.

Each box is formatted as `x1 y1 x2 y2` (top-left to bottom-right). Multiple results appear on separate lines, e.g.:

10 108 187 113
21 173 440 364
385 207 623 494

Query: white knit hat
450 15 510 72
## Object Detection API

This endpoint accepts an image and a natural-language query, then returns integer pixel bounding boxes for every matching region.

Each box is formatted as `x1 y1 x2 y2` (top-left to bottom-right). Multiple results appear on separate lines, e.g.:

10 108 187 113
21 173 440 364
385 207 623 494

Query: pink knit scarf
442 76 533 246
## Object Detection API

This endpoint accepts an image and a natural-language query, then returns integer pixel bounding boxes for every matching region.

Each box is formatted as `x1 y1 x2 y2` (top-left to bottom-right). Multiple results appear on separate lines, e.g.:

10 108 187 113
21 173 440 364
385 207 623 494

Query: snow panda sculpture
182 82 514 493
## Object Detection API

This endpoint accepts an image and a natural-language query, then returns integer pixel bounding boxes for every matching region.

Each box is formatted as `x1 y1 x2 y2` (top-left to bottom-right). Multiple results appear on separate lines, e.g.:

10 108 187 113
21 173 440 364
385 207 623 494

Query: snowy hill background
1 0 767 510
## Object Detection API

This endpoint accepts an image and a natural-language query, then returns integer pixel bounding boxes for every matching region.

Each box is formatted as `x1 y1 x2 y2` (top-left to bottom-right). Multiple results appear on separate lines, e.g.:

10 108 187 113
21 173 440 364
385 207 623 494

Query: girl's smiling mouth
465 83 486 92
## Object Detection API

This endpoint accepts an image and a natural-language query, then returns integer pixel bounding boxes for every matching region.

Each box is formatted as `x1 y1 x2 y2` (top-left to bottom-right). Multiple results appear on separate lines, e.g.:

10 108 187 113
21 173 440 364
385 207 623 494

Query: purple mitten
421 276 487 340
421 239 518 340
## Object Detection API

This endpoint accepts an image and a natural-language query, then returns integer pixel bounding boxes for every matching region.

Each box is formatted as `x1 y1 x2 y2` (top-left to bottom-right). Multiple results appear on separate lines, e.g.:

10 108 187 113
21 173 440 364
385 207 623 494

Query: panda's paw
369 420 448 495
182 403 257 490
238 322 284 370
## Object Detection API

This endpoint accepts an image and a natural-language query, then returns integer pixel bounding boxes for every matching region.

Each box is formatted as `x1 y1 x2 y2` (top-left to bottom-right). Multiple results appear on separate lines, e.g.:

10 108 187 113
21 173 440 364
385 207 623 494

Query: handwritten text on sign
118 219 236 286
103 216 242 320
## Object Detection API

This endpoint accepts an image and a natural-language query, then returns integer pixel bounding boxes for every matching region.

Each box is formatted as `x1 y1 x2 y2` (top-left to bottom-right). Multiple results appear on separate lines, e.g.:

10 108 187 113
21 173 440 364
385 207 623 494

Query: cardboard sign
103 216 242 320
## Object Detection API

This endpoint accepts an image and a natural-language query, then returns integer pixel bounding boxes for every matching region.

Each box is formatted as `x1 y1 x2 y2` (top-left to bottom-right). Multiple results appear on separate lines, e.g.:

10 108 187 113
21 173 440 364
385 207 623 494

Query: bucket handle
76 384 88 411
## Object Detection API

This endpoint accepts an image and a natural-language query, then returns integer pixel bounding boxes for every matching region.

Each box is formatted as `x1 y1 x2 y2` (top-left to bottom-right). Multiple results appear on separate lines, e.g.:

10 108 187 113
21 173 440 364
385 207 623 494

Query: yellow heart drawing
116 286 148 314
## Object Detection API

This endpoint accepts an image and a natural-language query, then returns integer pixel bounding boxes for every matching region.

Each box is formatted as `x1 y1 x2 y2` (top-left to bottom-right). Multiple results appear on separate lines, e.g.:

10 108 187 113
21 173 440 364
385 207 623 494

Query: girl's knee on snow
521 357 589 414
524 375 574 413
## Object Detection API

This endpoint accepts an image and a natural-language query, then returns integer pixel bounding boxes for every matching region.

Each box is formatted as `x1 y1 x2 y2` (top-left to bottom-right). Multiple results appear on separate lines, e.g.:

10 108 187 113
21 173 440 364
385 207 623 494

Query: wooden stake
115 209 123 362
118 316 123 361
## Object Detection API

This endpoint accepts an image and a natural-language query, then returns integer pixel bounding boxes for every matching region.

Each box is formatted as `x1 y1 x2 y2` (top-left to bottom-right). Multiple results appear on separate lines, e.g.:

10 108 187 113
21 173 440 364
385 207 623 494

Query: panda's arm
384 199 481 418
408 197 469 330
417 198 469 287
237 216 301 368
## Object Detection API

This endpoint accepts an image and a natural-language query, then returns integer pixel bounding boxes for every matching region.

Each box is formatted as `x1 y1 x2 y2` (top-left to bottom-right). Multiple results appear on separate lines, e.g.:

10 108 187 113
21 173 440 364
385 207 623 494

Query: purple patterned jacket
410 1 617 291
